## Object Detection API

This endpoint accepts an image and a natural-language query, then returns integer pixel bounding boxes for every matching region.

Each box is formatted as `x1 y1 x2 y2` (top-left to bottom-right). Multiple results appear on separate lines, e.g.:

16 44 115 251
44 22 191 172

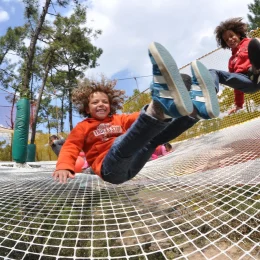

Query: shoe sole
191 60 220 118
149 42 193 116
248 38 260 69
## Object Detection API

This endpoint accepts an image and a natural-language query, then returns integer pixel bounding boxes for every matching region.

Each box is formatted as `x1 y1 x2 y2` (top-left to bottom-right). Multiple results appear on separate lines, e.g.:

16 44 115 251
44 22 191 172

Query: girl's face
222 30 241 49
165 144 172 152
86 92 111 120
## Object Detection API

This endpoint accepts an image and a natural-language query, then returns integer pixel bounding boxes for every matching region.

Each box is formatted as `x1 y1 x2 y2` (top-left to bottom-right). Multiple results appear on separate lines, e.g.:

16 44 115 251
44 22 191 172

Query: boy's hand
52 170 75 184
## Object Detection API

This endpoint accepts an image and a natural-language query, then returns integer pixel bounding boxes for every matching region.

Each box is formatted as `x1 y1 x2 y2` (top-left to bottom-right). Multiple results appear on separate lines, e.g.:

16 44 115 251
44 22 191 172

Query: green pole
12 98 30 163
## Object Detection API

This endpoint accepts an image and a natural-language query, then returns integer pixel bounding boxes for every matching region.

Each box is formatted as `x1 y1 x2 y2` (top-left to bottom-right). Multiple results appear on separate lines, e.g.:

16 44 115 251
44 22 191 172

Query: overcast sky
85 0 254 93
0 0 255 130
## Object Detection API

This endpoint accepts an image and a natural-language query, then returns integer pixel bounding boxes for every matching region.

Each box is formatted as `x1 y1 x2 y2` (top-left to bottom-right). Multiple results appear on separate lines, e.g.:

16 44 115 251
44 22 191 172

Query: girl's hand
228 106 242 115
52 170 75 184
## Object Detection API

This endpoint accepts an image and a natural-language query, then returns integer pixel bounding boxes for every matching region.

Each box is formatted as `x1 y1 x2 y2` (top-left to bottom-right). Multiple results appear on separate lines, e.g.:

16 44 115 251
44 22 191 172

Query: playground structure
0 34 260 259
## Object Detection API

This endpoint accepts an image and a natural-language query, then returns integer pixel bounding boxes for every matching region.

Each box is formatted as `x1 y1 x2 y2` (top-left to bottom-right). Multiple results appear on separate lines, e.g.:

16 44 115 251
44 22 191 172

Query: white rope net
0 40 260 259
0 116 259 260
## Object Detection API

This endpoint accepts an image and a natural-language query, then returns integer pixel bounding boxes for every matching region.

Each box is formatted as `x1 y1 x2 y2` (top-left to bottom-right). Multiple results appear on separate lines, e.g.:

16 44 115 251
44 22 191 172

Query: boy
49 135 65 156
53 42 219 184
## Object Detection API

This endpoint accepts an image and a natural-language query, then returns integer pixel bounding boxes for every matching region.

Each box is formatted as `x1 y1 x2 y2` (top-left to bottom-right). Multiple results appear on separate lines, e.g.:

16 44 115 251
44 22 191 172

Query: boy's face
222 30 241 49
86 92 111 120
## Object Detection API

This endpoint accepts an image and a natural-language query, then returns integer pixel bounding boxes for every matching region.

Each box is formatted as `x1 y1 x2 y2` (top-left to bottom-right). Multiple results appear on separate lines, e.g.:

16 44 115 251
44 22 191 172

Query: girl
191 17 260 115
53 42 219 184
150 145 166 160
164 142 173 153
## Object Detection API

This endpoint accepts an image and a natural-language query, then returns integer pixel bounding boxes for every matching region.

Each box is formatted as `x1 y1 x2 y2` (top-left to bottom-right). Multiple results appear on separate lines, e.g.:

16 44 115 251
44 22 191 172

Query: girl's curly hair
72 77 126 117
215 17 248 49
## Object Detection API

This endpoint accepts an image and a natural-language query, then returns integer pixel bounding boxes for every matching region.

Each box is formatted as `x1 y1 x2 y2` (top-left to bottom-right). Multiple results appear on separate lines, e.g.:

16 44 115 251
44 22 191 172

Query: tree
9 0 94 163
29 4 103 144
45 71 68 133
50 5 102 130
20 0 79 97
45 71 69 133
247 0 260 30
0 26 28 129
0 1 102 162
35 94 61 135
20 0 52 98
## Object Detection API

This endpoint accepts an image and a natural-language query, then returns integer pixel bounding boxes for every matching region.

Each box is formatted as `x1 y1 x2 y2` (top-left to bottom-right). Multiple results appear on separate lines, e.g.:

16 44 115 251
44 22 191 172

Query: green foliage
0 26 28 60
35 94 65 134
173 109 260 143
123 89 151 113
43 5 103 130
0 26 28 91
1 1 104 139
34 4 103 132
23 0 39 22
247 0 260 30
50 4 103 72
218 87 234 113
0 140 12 161
34 132 67 161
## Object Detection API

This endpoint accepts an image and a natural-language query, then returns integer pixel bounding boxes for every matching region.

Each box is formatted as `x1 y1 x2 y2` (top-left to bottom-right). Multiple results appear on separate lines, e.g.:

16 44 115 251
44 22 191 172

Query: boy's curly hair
215 17 248 49
72 77 126 117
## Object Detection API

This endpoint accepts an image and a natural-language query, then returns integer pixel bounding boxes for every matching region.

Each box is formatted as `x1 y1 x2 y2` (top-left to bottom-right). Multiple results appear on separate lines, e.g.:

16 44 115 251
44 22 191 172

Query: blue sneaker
149 42 194 118
190 60 220 119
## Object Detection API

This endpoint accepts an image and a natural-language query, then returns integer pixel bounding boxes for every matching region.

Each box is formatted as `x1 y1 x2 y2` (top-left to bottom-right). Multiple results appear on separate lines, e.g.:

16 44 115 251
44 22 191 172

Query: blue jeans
101 108 198 184
209 69 260 93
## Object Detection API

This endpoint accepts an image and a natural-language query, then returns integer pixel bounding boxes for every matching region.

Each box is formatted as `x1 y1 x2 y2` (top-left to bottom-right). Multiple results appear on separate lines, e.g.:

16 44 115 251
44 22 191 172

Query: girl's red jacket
228 38 251 108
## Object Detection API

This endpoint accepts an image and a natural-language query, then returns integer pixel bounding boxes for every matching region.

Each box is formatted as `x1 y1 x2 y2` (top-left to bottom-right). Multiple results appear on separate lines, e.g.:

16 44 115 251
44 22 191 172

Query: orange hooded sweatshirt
56 112 139 178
